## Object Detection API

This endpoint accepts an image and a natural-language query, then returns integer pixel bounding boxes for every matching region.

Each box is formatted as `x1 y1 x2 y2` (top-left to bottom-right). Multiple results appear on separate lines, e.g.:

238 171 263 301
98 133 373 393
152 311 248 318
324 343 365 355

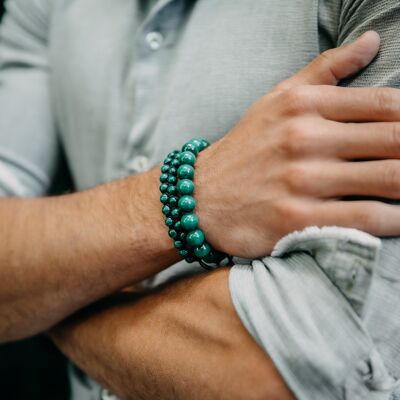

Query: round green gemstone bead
192 138 209 151
160 193 169 204
201 139 210 150
170 208 181 219
182 142 199 155
177 179 194 195
180 151 196 166
174 221 182 231
162 205 171 216
189 138 203 152
194 242 211 258
165 217 174 227
186 229 205 248
185 256 196 263
169 167 177 176
161 165 170 173
174 240 184 249
168 229 178 239
179 232 187 241
171 158 181 168
181 213 199 231
178 195 196 212
160 183 168 193
164 157 173 165
168 151 178 158
167 185 177 195
160 173 169 183
177 164 194 179
179 249 189 258
167 175 177 184
168 196 178 207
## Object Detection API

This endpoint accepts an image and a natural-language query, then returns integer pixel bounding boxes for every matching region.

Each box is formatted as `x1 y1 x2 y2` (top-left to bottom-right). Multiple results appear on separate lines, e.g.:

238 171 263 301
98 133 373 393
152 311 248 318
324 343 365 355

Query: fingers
310 121 400 160
273 31 380 92
311 200 400 237
276 85 400 122
295 160 400 200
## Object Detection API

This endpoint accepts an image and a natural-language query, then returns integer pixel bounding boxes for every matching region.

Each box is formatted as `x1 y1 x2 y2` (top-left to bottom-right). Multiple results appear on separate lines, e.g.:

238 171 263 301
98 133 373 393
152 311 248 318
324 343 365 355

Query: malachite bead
164 157 173 165
177 164 194 179
182 142 199 155
199 139 210 151
185 256 196 263
179 249 189 258
161 165 170 173
169 167 177 176
181 213 199 231
168 196 178 207
160 183 169 193
168 151 178 158
162 205 171 216
194 138 210 151
167 185 177 195
160 173 169 183
180 151 196 166
178 195 196 212
177 179 194 195
174 240 183 249
179 232 187 241
194 242 211 258
170 208 181 219
165 217 174 227
167 175 177 184
168 229 178 239
160 193 169 204
171 158 181 167
189 138 203 151
174 221 182 231
186 229 205 248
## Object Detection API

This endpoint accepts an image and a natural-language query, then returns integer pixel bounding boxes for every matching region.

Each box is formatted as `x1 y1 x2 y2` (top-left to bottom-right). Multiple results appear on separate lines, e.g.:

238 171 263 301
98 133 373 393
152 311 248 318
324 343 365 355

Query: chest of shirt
48 0 320 190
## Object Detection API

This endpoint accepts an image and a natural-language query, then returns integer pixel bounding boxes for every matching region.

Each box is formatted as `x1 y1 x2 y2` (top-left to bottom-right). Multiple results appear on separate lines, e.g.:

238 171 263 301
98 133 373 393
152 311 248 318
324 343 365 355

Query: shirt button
100 388 120 400
127 155 150 174
146 31 164 50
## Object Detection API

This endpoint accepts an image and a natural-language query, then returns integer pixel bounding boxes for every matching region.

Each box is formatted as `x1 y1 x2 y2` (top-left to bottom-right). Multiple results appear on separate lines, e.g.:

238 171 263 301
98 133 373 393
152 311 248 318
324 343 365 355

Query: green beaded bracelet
159 138 232 270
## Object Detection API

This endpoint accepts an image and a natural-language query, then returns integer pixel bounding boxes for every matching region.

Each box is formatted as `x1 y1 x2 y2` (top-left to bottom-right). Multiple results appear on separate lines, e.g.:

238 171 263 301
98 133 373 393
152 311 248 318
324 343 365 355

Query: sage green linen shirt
1 1 400 399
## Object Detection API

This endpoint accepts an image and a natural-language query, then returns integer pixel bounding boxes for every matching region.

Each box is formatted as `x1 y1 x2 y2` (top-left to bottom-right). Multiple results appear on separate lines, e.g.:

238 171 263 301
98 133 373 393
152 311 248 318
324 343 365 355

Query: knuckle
356 208 378 233
276 200 311 232
281 163 312 193
384 163 400 194
389 123 400 152
317 49 335 67
281 86 313 115
281 119 313 156
375 88 396 115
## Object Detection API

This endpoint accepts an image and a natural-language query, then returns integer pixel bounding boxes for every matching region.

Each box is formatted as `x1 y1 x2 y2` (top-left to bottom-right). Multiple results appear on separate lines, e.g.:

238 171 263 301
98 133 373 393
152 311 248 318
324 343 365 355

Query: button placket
120 0 185 175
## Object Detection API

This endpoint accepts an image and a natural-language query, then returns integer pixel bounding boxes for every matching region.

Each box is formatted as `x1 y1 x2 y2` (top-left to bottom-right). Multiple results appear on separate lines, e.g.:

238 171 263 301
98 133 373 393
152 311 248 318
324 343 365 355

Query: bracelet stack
159 138 231 270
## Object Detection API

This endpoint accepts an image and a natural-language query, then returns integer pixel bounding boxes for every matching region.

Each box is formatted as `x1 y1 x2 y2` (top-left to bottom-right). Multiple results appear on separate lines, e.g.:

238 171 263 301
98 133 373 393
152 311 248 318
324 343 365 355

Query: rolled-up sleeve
0 0 58 196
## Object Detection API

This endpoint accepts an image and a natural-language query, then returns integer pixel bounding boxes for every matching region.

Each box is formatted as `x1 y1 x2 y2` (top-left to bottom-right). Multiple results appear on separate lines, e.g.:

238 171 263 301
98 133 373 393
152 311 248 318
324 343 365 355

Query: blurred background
0 3 71 399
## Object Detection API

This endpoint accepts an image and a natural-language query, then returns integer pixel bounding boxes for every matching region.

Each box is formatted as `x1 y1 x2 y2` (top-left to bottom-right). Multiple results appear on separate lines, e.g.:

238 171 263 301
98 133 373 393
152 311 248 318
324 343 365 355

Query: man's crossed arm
51 269 294 400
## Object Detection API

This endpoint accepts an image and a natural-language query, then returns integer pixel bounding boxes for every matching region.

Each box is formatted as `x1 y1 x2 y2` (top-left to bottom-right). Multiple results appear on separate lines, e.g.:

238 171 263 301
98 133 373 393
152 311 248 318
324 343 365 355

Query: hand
196 31 400 258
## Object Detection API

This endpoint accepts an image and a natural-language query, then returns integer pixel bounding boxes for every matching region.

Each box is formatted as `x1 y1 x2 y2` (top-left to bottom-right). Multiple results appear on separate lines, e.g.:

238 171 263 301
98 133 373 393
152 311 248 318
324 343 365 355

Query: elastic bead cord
159 138 232 270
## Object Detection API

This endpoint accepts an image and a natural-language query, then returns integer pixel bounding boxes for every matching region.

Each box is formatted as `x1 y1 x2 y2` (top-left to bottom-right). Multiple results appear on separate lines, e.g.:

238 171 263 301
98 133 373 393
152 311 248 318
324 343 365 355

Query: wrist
113 168 179 278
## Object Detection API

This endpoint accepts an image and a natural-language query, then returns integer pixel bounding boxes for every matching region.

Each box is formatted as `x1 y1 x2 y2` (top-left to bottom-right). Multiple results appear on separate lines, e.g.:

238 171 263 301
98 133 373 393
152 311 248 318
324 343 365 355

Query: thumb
274 31 380 92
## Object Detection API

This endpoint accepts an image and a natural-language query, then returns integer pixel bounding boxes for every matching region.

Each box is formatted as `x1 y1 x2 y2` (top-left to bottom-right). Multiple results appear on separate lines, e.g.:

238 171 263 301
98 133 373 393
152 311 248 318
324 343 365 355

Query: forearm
51 269 294 400
0 167 179 342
